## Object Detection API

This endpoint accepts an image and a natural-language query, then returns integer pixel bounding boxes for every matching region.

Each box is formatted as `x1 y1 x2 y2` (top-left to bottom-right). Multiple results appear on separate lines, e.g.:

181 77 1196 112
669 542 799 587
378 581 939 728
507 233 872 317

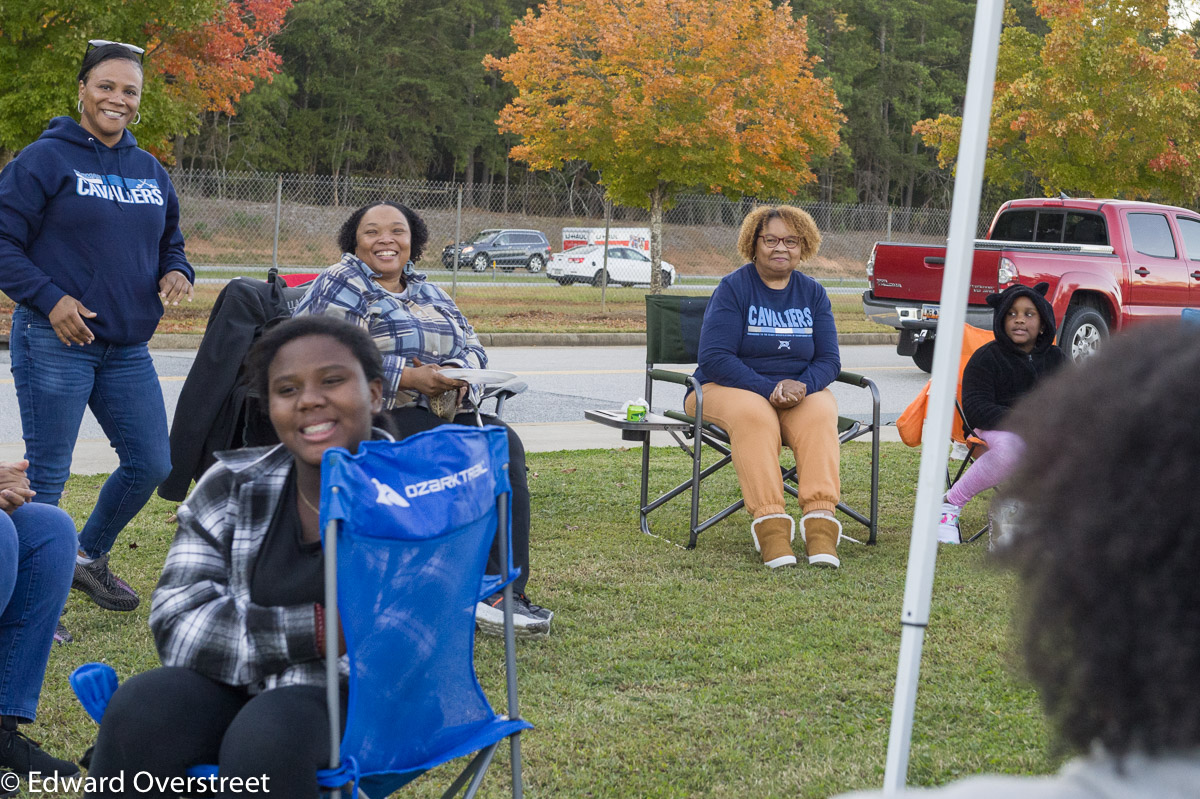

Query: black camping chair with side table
586 293 880 549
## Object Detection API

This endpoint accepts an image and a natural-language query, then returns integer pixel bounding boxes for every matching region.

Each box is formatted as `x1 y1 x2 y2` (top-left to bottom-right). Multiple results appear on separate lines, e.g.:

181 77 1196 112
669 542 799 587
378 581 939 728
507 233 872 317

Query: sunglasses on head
86 39 145 61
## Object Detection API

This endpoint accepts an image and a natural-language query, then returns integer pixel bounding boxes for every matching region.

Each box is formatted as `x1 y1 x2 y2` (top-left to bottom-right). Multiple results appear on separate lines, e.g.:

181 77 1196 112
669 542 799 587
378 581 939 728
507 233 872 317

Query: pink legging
945 428 1025 506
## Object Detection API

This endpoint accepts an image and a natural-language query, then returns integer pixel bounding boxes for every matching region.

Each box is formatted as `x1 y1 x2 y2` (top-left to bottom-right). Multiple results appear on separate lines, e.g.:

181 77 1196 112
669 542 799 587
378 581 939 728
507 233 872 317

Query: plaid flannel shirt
292 254 488 409
149 435 387 693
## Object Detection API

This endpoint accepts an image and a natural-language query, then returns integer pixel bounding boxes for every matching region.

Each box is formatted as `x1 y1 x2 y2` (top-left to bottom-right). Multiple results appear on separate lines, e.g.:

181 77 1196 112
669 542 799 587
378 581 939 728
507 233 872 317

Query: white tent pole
881 0 1005 792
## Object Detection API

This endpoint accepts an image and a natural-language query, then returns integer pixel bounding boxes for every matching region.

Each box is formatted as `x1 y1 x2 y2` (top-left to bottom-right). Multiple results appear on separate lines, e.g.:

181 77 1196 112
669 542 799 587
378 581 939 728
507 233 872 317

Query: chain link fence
173 168 994 293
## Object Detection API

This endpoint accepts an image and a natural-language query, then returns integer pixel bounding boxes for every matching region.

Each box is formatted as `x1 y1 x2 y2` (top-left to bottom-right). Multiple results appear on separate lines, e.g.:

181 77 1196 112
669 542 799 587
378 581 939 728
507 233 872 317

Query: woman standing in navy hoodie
687 206 844 570
0 41 194 630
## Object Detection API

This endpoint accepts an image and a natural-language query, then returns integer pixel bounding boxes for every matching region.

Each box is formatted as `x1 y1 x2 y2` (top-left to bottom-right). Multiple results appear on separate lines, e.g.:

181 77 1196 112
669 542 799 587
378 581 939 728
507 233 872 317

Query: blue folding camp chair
72 425 531 798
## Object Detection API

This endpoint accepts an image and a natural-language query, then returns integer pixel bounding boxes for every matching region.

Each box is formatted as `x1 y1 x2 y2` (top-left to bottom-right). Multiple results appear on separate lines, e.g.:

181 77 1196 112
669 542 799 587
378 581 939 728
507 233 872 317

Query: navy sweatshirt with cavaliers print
693 262 841 399
0 116 193 345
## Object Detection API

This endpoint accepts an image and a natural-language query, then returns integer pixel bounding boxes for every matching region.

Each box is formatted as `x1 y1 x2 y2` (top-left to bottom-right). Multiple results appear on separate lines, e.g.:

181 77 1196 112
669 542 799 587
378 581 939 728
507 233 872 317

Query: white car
546 245 677 287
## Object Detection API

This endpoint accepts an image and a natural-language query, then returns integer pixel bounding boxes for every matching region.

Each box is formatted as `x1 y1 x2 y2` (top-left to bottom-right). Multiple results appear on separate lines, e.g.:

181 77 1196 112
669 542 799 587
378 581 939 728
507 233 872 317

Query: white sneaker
938 501 962 544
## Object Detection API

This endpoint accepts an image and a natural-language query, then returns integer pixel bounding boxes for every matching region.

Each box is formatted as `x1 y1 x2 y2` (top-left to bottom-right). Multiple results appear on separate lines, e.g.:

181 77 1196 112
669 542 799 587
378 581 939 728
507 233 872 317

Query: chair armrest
647 368 692 386
476 381 527 420
481 381 528 404
835 370 868 388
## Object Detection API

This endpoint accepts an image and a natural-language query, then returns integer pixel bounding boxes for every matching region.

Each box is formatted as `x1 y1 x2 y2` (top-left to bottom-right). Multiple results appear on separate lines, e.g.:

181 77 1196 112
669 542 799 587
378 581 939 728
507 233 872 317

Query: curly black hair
1000 322 1200 757
336 200 429 264
246 316 384 403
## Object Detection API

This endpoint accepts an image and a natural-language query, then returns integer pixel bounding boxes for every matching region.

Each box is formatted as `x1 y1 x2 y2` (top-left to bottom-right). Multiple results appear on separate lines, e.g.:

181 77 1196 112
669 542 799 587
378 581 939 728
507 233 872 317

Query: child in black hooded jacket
939 282 1068 542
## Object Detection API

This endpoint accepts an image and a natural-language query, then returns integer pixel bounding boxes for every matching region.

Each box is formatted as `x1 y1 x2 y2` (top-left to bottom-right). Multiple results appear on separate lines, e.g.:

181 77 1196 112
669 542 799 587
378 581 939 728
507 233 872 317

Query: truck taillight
998 256 1017 285
866 245 876 281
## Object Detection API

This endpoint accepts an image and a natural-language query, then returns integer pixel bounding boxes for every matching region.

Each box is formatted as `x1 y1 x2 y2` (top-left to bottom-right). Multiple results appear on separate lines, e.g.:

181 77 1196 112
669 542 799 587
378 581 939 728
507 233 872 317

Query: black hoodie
961 282 1068 431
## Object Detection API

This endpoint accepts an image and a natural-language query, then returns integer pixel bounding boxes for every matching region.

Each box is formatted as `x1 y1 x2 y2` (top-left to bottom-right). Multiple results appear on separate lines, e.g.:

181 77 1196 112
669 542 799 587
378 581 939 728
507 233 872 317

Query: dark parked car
440 229 553 272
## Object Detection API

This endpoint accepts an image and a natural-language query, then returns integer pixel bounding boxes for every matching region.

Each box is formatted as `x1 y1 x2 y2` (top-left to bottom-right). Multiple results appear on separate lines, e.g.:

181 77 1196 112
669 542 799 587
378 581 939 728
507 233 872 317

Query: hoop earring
77 100 83 113
132 112 141 125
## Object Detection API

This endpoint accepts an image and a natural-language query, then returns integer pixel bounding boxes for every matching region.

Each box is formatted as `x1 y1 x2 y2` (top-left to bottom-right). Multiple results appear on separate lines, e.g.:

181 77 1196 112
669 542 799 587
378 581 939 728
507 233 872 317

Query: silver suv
440 229 553 272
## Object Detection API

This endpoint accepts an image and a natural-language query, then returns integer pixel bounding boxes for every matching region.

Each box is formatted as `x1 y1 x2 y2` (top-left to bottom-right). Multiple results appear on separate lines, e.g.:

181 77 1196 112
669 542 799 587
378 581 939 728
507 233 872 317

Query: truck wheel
471 253 489 272
1059 304 1108 362
912 339 935 373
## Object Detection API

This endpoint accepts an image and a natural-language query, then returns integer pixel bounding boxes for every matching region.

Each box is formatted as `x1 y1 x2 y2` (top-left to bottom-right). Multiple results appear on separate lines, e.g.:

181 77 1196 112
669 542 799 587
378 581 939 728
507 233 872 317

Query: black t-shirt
250 467 325 607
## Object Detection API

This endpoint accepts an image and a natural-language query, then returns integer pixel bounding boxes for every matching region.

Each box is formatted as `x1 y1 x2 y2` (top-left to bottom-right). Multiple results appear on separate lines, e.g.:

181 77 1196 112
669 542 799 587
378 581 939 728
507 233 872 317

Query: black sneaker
475 592 553 639
71 554 139 611
53 620 73 645
0 721 80 780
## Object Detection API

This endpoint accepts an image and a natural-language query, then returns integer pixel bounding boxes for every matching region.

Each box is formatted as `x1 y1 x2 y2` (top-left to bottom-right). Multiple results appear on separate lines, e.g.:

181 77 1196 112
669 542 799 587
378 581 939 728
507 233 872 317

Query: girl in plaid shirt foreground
86 317 389 797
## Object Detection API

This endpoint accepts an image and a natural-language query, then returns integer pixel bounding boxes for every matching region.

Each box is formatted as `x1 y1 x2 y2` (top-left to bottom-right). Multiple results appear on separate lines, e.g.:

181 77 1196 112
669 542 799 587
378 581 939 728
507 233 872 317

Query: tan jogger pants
685 383 840 518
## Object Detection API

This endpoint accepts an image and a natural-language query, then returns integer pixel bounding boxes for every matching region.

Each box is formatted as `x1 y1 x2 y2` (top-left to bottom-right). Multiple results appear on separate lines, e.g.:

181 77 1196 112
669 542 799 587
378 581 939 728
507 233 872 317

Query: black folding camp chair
587 294 880 549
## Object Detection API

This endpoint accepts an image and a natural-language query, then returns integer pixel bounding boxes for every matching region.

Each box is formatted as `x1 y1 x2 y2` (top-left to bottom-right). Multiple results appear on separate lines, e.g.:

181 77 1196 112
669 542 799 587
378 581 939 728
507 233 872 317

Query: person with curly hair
687 205 843 569
291 201 552 638
838 322 1200 797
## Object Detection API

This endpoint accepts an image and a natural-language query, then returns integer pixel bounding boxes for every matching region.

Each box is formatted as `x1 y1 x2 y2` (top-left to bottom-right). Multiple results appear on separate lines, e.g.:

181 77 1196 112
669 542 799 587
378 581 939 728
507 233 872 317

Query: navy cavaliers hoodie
0 116 193 345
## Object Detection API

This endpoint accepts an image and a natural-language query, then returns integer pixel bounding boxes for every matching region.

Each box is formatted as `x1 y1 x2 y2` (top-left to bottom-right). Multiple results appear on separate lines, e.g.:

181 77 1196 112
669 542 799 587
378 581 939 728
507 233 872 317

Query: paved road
0 344 924 473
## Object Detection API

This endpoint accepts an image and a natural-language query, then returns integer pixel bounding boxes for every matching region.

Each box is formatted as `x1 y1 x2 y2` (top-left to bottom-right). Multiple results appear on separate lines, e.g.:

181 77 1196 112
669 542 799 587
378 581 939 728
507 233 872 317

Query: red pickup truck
861 197 1200 371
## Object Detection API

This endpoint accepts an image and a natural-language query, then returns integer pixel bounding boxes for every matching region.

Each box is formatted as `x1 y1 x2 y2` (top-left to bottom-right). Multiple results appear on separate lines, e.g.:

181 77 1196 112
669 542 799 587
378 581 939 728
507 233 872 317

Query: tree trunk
649 181 666 294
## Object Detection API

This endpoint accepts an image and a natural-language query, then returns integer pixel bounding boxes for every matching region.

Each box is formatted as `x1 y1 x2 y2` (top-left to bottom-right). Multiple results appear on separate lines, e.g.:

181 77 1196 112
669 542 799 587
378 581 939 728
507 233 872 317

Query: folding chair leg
498 489 526 799
440 744 499 799
964 523 989 544
868 381 880 544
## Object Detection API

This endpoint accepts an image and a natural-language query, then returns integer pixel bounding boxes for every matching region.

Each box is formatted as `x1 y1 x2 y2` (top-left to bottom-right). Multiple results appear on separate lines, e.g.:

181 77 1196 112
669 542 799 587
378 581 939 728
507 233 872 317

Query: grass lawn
34 443 1058 798
1 287 890 338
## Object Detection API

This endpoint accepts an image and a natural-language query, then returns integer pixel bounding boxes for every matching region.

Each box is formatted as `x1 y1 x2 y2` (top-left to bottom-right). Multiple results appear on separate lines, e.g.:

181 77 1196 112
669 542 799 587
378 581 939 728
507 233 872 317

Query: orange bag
896 382 930 447
896 325 995 447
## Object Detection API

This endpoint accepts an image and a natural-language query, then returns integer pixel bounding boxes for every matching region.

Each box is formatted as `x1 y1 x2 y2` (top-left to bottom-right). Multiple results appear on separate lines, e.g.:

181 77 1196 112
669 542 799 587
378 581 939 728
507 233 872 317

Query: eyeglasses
758 235 801 250
86 39 146 61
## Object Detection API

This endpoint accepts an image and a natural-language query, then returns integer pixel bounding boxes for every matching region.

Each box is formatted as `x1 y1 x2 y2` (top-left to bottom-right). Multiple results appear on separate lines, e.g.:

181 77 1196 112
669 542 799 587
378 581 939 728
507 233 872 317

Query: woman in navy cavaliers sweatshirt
688 206 844 570
0 41 194 628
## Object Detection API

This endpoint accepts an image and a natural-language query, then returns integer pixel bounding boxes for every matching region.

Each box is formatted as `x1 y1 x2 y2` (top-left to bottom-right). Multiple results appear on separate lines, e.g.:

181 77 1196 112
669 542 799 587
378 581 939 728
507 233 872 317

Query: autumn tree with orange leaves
486 0 842 292
914 0 1200 203
0 0 291 161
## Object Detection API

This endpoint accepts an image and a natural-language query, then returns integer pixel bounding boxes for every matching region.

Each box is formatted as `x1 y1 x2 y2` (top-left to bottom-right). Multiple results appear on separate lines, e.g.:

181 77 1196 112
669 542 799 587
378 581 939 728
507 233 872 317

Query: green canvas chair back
646 294 709 364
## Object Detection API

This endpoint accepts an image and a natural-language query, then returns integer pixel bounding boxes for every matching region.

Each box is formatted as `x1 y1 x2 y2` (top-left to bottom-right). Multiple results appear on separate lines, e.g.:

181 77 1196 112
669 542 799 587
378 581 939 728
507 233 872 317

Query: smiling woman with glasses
686 205 845 570
0 37 195 643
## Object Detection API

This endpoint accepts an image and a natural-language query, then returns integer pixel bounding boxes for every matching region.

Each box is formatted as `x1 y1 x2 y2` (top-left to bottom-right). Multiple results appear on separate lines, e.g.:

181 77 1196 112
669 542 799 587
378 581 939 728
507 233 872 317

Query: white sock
76 553 96 565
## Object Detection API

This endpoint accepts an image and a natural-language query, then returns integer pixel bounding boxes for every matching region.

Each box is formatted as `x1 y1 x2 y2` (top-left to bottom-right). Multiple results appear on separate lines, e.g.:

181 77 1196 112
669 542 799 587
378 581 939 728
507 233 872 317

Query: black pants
86 667 344 799
388 407 531 595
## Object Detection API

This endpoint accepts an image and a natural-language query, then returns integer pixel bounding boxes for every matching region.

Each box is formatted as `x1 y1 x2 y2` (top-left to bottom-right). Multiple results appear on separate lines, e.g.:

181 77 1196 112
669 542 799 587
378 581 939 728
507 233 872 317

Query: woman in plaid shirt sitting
86 316 388 797
291 201 551 638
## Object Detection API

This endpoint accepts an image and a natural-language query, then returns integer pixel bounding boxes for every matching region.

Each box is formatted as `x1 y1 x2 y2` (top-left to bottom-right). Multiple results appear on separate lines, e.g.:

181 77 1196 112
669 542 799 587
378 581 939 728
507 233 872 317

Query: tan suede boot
800 513 842 568
750 514 797 568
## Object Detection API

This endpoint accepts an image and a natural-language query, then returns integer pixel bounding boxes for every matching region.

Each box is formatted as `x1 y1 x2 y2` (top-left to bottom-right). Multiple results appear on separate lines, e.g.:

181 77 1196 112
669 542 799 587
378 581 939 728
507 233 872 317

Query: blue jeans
9 305 172 558
0 503 77 721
